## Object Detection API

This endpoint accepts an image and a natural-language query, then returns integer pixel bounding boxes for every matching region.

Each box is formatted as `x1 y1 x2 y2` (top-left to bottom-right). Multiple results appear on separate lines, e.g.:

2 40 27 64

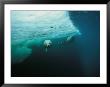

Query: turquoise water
11 11 80 63
11 11 100 77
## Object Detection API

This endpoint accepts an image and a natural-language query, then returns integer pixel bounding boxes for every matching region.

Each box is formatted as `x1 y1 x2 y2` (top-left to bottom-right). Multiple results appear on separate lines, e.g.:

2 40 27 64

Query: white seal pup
43 40 52 52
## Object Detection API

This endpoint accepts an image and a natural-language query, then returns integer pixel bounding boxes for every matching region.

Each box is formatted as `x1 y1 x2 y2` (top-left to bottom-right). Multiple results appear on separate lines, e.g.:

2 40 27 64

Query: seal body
44 40 52 52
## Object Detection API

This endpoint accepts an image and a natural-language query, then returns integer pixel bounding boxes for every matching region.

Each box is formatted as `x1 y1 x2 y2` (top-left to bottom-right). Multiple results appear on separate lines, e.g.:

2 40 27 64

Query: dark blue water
11 11 100 77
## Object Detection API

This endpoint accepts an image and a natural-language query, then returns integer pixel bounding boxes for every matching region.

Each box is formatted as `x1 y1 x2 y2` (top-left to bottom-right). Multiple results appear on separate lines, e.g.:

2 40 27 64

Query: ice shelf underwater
11 11 81 63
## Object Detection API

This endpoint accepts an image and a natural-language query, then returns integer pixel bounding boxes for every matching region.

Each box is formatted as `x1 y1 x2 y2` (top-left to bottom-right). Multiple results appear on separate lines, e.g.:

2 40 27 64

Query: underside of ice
11 11 80 63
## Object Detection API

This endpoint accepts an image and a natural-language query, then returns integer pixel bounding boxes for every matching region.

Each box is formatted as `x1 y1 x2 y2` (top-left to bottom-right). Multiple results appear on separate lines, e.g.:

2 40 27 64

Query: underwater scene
11 11 100 77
